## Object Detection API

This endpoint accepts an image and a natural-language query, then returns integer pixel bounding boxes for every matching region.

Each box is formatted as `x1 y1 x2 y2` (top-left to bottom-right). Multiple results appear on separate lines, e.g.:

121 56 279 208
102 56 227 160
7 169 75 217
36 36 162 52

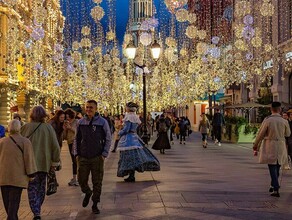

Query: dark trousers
268 163 281 191
180 133 186 142
1 186 23 220
201 133 208 142
112 140 119 151
28 172 47 217
68 143 77 175
78 156 104 204
213 125 222 142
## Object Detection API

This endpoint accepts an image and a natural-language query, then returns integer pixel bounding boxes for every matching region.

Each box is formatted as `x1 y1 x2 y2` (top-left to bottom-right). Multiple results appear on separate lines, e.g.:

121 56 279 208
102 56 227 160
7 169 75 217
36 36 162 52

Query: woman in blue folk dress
117 102 160 182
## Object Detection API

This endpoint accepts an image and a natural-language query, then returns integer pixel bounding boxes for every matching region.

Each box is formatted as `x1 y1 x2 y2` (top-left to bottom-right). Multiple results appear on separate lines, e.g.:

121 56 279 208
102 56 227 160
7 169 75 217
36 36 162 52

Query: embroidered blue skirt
117 147 160 177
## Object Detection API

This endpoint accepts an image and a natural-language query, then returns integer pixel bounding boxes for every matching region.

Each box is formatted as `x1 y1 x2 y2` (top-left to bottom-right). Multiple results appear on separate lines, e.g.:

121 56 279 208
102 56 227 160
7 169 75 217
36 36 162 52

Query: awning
225 102 270 109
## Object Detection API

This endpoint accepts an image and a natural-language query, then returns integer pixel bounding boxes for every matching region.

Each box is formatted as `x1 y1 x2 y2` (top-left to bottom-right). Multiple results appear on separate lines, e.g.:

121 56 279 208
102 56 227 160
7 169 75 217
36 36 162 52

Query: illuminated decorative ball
80 38 92 48
93 0 102 3
165 0 188 13
140 18 159 31
234 23 244 38
72 41 80 51
234 52 242 60
176 9 188 22
242 26 255 41
81 26 91 36
235 39 246 51
140 32 152 46
245 52 253 60
180 48 187 56
165 37 177 47
251 37 262 48
196 42 207 55
264 44 272 52
185 25 197 39
243 15 253 25
211 36 220 44
197 30 207 40
187 13 197 23
209 47 221 59
91 6 105 21
106 31 115 41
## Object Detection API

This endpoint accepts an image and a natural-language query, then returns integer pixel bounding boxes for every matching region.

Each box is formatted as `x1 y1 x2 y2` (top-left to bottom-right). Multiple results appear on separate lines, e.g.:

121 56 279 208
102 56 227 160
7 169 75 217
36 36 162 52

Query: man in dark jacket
75 100 112 214
212 109 225 146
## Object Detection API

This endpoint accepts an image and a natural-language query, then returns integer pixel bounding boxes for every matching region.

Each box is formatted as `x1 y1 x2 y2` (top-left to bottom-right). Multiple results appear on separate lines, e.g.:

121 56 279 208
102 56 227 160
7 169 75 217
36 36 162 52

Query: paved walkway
1 132 292 220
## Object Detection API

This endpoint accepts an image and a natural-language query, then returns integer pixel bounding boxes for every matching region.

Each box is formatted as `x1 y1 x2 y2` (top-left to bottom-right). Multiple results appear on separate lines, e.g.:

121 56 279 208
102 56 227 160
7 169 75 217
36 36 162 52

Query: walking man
253 102 291 197
212 108 225 146
75 100 112 214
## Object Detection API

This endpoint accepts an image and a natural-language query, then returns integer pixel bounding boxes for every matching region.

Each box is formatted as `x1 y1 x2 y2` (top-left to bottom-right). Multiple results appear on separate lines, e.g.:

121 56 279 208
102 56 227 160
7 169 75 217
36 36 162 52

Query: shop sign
286 52 292 61
263 59 273 70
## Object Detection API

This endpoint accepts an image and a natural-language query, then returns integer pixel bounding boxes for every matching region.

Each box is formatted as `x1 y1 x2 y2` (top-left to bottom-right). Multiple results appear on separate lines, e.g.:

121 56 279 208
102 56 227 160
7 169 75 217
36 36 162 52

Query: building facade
0 0 64 125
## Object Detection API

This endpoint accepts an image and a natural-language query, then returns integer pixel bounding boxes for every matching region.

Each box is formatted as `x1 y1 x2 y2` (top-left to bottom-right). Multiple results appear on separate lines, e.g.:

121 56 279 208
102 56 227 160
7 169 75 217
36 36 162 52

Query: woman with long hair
63 108 79 186
198 113 210 148
48 110 65 148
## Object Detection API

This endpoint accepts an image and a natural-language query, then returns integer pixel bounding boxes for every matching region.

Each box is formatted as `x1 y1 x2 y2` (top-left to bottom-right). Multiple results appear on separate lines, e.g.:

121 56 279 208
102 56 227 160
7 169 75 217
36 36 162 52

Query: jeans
201 133 208 142
78 156 104 204
268 163 281 191
1 186 23 220
68 143 77 175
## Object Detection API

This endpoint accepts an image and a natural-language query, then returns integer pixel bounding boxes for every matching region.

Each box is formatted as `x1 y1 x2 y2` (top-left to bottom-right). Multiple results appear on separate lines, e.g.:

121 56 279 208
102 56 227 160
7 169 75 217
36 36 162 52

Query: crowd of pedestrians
1 100 292 219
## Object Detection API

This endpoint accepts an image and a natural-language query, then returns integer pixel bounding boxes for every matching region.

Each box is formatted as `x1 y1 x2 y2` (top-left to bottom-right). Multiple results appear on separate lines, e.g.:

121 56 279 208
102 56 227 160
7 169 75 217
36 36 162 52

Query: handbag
46 169 58 196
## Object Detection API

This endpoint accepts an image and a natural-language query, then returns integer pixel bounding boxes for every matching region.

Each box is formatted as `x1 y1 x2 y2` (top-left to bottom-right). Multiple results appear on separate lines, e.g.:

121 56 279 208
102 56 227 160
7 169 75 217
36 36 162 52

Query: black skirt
152 132 171 150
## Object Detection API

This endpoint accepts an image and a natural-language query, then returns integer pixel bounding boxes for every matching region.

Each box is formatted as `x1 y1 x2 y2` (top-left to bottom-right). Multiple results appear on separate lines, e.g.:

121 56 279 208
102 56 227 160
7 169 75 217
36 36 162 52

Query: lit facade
0 0 64 125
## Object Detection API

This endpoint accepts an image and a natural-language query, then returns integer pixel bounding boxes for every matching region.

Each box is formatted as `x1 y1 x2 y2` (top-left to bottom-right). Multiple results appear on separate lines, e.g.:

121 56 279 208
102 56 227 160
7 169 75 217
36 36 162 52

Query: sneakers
171 141 174 145
218 142 221 146
183 141 186 145
68 178 79 186
92 204 100 214
214 139 218 144
82 191 92 207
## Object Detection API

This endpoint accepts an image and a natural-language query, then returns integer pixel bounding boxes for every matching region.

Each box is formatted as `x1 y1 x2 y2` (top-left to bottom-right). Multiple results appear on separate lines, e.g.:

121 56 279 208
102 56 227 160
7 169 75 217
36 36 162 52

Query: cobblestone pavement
1 132 292 220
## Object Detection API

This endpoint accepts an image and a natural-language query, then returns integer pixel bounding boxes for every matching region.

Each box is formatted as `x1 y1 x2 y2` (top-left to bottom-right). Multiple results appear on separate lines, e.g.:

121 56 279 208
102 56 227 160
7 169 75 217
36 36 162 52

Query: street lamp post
126 40 161 144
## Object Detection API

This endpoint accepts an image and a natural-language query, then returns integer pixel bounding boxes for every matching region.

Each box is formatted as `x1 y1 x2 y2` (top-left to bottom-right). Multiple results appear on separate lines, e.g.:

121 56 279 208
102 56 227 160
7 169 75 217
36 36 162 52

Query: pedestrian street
1 132 292 220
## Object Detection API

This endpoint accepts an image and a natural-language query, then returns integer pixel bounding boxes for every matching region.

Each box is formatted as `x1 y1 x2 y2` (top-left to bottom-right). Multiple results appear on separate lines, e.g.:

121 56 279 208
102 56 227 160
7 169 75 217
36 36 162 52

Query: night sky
61 0 168 47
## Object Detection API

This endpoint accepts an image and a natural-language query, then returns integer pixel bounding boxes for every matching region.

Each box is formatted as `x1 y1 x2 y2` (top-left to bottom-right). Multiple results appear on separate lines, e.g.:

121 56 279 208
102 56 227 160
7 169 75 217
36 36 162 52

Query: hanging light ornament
72 41 80 51
80 38 92 48
165 37 177 48
196 42 208 55
93 0 102 3
185 25 197 39
197 30 207 40
187 13 197 24
251 37 262 48
91 5 105 22
81 26 91 36
164 0 188 13
175 8 188 22
106 31 115 41
140 32 152 46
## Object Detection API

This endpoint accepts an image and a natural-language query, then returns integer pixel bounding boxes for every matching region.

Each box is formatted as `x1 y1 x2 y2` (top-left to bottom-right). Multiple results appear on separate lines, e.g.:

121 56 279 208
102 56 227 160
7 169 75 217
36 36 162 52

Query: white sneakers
218 142 221 146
